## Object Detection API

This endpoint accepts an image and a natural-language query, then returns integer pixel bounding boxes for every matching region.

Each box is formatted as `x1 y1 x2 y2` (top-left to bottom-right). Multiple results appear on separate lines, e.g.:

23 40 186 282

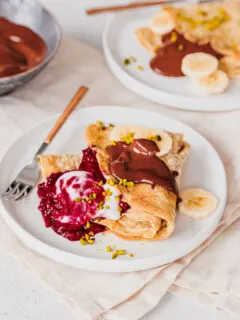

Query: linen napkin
0 37 240 320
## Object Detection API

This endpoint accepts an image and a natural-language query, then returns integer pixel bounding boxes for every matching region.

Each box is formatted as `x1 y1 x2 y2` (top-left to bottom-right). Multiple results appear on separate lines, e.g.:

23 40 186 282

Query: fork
1 86 89 202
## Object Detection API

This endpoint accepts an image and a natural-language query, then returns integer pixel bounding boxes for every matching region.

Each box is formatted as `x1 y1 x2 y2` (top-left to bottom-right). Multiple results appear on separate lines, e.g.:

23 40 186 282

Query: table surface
0 1 234 320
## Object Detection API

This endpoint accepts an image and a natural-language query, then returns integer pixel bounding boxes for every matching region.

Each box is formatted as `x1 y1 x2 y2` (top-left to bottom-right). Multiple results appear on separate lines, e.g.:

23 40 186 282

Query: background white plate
103 8 240 111
0 106 227 272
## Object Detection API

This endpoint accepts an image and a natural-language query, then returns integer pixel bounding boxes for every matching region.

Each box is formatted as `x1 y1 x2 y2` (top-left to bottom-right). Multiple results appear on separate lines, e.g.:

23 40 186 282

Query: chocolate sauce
0 18 47 77
107 139 178 195
150 30 222 77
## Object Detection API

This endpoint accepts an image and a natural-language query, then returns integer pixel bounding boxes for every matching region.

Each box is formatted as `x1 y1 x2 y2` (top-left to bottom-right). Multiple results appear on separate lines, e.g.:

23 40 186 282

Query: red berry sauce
37 148 129 241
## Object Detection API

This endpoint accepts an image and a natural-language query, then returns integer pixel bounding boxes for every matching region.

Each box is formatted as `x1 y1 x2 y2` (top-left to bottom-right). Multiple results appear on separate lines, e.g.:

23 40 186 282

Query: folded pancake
165 1 240 55
38 154 82 178
219 56 240 79
136 1 240 60
85 124 190 240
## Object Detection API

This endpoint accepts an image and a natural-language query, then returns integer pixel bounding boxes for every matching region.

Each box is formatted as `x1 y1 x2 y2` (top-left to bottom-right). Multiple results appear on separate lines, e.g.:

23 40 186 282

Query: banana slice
110 124 172 157
194 70 229 95
179 188 218 219
181 53 219 78
149 10 175 35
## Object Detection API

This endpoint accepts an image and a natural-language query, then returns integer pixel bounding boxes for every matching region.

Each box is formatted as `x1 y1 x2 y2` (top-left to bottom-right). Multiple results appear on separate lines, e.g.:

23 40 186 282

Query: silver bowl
0 0 61 95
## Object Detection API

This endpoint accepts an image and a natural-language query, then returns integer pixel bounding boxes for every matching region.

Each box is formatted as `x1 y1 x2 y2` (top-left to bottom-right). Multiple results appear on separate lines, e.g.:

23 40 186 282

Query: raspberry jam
79 147 106 182
37 148 129 241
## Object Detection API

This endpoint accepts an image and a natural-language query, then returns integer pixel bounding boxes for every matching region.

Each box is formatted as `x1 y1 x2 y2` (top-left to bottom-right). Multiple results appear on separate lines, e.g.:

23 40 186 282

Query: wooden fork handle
44 86 88 144
86 1 167 15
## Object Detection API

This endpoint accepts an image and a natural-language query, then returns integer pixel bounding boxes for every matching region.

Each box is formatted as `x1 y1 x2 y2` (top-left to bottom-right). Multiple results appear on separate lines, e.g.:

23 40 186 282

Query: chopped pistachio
124 58 130 66
109 123 115 127
127 181 134 187
87 239 95 245
196 9 207 16
107 179 115 186
178 44 184 51
170 31 177 43
110 140 116 146
177 13 196 28
98 200 104 210
106 188 113 196
96 120 105 129
80 237 87 245
204 16 223 31
137 65 144 71
96 120 103 125
155 134 162 141
120 132 135 144
86 197 91 203
106 246 112 252
146 134 153 139
217 7 230 21
105 205 110 209
116 249 126 255
177 12 186 21
112 252 118 259
115 195 120 201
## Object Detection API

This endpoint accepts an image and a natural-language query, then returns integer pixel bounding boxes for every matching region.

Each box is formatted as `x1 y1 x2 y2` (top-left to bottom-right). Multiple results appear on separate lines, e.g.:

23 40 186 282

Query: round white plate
0 106 227 272
103 8 240 111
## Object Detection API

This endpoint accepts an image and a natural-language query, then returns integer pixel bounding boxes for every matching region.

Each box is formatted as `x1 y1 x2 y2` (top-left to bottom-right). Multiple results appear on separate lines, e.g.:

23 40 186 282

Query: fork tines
2 181 32 201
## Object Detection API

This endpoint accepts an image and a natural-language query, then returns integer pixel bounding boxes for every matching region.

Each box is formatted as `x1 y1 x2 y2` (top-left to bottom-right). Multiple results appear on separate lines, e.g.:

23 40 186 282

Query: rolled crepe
85 124 190 240
38 154 82 178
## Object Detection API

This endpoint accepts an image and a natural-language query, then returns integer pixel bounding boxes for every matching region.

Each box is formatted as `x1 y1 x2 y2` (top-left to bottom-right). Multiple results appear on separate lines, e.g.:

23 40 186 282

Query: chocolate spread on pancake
0 18 47 77
107 139 178 195
150 30 222 77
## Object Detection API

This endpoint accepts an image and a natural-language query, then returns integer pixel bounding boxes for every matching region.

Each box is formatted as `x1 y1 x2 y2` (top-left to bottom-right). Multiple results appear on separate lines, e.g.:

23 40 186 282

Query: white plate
0 106 227 272
103 8 240 111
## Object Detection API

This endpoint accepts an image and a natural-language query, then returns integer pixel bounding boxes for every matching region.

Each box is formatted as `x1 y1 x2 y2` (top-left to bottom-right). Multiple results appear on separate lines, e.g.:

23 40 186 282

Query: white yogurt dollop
55 171 94 200
55 171 121 221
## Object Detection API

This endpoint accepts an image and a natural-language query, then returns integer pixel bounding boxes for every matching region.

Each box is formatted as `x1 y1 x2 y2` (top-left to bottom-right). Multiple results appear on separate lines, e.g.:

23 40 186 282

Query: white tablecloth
0 37 239 320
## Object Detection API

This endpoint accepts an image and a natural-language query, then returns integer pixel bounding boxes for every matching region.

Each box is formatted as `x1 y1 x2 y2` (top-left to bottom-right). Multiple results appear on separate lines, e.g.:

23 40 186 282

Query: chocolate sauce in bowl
150 30 222 77
107 139 178 195
0 17 47 77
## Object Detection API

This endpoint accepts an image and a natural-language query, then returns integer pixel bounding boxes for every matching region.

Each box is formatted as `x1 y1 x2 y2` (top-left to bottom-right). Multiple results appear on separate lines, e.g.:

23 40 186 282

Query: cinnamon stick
86 1 176 15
